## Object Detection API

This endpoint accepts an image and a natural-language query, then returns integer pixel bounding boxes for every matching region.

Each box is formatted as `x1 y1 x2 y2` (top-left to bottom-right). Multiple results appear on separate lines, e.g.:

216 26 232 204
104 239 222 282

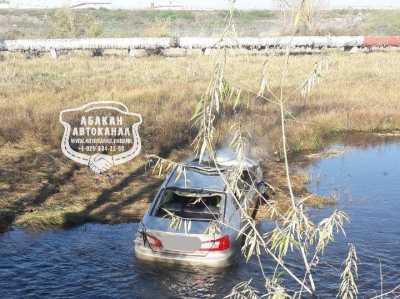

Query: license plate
159 235 201 252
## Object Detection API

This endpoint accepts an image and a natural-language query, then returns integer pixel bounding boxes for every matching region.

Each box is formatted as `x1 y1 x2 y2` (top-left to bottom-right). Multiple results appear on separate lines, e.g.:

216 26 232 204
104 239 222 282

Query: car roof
194 147 259 168
165 148 259 192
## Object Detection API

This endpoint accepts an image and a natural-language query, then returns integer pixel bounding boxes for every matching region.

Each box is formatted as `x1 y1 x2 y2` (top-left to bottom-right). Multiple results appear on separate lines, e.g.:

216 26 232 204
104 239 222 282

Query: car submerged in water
134 149 267 268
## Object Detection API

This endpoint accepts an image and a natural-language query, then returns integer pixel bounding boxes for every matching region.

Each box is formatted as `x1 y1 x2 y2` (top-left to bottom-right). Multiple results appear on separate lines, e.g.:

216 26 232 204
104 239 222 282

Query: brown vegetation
1 9 400 39
0 51 399 230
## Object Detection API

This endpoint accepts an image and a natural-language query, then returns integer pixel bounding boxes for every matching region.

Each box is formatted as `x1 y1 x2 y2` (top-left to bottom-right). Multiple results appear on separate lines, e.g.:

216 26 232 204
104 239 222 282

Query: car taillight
200 235 230 251
145 234 163 250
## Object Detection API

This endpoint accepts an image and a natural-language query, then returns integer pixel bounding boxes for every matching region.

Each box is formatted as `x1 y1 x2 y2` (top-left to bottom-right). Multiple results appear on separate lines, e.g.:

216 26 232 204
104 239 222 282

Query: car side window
232 169 255 206
240 168 256 191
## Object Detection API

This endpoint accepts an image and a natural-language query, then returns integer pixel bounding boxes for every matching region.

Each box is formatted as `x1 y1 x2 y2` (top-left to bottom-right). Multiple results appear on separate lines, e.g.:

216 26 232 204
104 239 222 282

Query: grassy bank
0 51 399 231
1 8 400 39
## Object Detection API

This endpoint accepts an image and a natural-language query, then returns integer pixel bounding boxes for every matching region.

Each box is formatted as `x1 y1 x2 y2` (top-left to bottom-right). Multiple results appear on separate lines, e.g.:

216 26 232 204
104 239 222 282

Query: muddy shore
0 144 334 233
3 132 400 232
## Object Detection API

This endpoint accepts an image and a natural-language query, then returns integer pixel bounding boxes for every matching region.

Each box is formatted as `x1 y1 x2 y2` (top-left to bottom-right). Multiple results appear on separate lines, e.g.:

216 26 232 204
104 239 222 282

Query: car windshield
154 189 223 221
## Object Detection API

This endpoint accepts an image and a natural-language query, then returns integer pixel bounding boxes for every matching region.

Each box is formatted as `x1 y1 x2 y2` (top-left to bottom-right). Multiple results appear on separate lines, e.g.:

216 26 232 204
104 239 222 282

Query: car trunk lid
141 218 230 256
144 229 207 256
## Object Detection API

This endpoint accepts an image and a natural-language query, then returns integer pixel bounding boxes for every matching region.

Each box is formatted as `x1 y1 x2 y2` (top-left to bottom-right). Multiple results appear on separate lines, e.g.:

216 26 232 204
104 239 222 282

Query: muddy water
1 142 400 298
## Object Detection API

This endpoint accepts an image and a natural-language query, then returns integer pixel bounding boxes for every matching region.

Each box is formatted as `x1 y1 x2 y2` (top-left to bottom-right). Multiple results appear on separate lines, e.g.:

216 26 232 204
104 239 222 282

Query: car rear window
168 168 226 191
154 189 223 221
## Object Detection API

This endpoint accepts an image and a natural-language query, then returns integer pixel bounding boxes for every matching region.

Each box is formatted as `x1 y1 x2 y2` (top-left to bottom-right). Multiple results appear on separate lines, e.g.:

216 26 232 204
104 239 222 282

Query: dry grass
0 51 399 230
142 18 172 37
2 9 400 39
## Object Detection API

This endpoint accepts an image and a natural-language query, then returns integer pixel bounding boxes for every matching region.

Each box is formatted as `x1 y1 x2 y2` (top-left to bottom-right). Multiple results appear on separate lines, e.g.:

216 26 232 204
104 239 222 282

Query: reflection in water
305 142 400 298
135 262 228 298
1 142 400 298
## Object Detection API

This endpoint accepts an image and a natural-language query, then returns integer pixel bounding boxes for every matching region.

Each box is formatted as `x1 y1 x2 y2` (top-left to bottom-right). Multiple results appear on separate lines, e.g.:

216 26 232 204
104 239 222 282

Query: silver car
134 149 267 268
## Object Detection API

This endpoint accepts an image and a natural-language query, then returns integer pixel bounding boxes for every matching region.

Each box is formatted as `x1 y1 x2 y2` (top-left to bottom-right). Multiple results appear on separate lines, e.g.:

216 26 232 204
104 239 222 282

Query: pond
303 141 400 298
1 141 400 298
0 223 266 298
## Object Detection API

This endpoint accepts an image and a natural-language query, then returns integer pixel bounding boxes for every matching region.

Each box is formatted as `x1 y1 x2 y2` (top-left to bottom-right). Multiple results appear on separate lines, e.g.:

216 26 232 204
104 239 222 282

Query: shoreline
3 131 398 233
